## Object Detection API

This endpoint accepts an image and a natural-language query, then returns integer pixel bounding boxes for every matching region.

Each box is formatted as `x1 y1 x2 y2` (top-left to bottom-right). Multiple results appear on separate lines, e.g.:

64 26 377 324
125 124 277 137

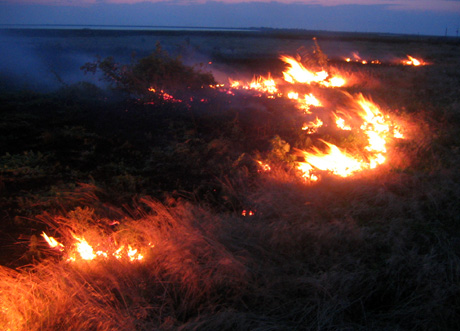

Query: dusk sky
1 0 459 36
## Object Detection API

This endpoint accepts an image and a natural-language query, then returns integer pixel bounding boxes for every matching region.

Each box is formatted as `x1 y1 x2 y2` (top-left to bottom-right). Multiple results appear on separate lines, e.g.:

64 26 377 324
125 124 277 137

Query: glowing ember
148 87 182 103
242 210 255 217
256 160 271 172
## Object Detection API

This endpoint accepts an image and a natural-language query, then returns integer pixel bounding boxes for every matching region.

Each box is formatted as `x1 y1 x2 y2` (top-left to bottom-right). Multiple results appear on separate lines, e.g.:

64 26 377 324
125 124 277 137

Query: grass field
1 28 459 330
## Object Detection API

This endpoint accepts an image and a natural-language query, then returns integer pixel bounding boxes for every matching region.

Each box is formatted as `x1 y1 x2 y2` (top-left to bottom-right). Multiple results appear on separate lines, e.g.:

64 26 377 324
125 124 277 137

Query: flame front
42 231 148 263
220 52 405 182
296 93 404 180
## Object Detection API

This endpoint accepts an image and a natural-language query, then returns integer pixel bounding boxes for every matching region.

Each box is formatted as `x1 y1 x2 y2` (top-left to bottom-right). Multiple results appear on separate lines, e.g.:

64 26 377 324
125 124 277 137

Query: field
1 28 460 330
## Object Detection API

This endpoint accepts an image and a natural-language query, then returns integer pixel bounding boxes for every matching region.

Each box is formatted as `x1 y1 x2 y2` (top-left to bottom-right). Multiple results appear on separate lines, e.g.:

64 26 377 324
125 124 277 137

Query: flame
298 140 364 179
302 117 323 133
354 93 395 154
228 74 278 95
42 231 147 263
402 55 425 66
287 91 299 100
280 55 345 87
220 52 405 182
296 93 323 113
296 93 404 180
72 234 96 261
249 74 278 94
41 232 64 251
333 113 352 131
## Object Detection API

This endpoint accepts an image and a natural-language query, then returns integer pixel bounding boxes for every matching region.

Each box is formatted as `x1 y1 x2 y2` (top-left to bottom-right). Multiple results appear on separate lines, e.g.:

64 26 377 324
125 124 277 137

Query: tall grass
1 35 460 330
2 162 459 330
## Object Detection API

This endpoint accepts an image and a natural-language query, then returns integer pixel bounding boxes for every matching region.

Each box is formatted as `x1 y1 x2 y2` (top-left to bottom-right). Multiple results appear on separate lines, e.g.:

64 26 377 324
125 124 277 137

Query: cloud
1 0 459 35
3 0 460 12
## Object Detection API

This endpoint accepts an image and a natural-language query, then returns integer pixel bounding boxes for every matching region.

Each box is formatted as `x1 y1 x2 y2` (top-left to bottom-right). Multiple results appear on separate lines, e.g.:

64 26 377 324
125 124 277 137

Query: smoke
0 31 103 92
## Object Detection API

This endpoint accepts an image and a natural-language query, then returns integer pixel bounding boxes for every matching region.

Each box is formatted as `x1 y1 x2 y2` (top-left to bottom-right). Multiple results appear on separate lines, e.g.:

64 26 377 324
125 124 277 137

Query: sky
0 0 459 36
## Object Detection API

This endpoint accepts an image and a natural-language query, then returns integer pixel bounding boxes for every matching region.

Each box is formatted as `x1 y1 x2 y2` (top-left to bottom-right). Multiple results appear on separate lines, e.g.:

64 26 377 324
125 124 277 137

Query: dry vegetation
0 29 459 330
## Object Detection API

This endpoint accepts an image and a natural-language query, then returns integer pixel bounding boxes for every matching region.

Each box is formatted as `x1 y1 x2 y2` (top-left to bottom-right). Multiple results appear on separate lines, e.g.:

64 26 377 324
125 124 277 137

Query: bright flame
41 232 64 251
296 94 404 180
297 93 323 113
298 140 364 178
287 91 299 100
280 55 345 87
333 113 352 131
221 52 405 182
302 117 323 133
249 74 278 94
42 232 148 263
228 74 278 95
72 234 96 261
403 55 424 66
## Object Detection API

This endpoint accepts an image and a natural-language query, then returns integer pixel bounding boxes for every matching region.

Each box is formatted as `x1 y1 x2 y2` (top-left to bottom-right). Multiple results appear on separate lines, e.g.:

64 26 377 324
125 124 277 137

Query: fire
404 55 423 66
333 113 352 131
42 231 147 263
41 232 64 251
242 210 255 217
218 51 405 182
296 93 404 180
280 55 345 87
228 74 278 95
302 117 323 133
72 234 96 261
256 160 271 172
294 93 323 113
148 87 183 103
298 139 365 179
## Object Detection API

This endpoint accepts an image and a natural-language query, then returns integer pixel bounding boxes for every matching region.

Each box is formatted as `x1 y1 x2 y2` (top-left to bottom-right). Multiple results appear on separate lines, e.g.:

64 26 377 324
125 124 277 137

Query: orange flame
42 231 148 263
228 74 278 95
403 55 424 66
297 94 404 180
302 117 323 133
41 232 64 251
297 139 365 179
280 55 345 87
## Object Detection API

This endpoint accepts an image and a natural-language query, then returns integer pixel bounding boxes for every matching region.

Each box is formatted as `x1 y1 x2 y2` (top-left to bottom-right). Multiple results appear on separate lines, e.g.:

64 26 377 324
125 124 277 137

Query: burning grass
1 33 460 330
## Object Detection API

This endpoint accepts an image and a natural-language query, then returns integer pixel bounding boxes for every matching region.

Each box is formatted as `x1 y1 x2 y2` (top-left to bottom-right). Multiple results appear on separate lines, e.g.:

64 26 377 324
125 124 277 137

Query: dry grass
2 164 459 330
1 31 460 330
